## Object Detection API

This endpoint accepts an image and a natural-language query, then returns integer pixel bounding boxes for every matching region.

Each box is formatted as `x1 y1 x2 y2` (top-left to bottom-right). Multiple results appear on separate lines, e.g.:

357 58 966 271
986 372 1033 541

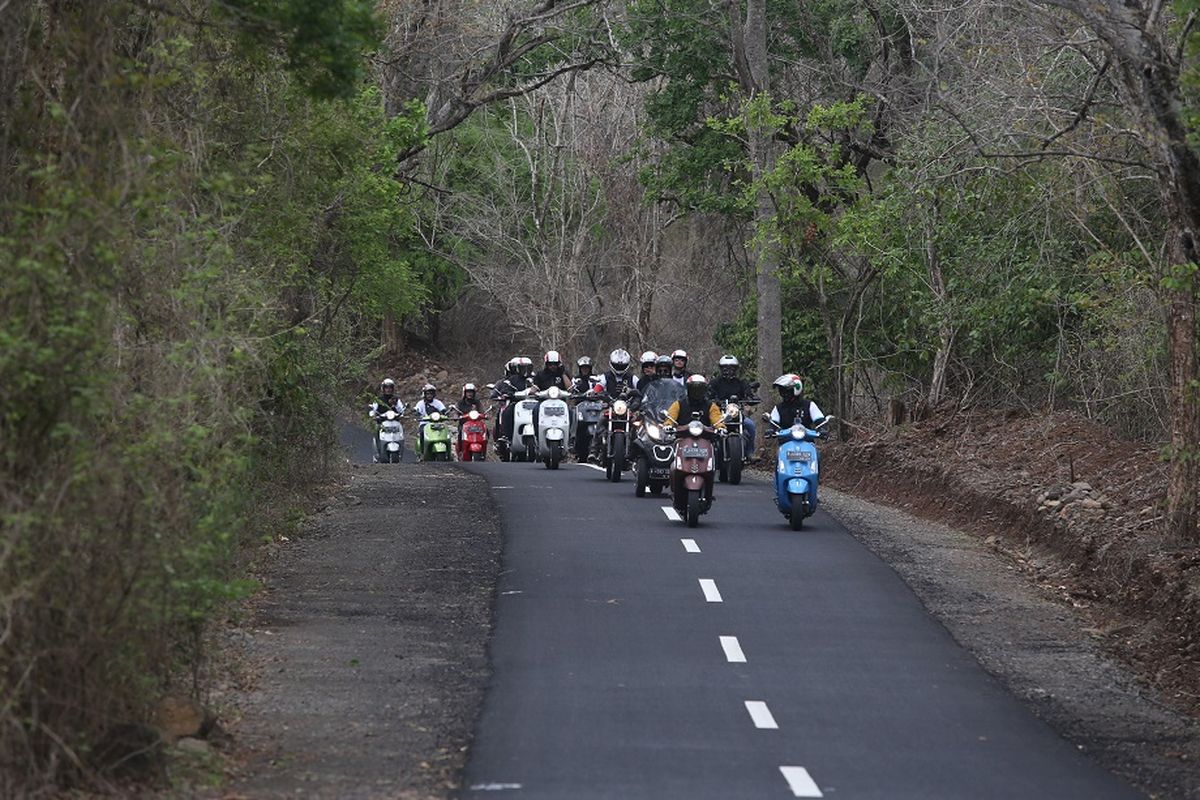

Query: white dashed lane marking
579 463 605 472
469 783 524 792
779 767 823 797
719 635 746 663
681 538 701 553
662 506 682 522
698 579 723 603
745 701 778 729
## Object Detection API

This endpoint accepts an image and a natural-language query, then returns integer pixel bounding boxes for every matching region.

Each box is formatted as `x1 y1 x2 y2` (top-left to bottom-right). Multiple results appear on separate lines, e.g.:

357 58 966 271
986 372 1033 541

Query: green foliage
218 0 383 98
0 1 450 790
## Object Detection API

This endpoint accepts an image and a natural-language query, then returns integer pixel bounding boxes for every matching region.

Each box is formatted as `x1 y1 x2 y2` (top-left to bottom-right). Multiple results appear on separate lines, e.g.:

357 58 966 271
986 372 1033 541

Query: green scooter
417 411 454 461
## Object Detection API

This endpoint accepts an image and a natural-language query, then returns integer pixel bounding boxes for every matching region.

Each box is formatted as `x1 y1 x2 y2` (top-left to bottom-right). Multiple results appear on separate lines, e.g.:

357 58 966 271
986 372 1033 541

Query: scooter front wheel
788 493 806 530
686 489 701 528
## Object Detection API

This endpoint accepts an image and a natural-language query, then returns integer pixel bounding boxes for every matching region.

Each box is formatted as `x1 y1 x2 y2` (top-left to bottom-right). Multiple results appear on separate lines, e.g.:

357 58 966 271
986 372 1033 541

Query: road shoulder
823 486 1200 799
218 463 501 798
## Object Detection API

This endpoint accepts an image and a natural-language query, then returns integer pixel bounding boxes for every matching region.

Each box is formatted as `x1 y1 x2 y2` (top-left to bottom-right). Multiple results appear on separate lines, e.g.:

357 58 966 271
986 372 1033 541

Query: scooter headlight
726 403 740 417
431 412 442 422
548 386 561 399
468 410 480 420
791 424 804 440
688 421 704 437
613 400 628 415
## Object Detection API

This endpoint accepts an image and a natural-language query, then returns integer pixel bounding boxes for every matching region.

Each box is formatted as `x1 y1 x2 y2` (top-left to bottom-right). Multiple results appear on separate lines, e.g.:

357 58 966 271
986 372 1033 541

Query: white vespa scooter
512 390 541 462
372 407 406 463
532 386 572 469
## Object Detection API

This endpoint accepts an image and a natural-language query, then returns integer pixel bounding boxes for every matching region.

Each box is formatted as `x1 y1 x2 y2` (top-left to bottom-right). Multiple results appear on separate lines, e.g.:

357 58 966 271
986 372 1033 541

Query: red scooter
671 417 719 527
455 408 491 461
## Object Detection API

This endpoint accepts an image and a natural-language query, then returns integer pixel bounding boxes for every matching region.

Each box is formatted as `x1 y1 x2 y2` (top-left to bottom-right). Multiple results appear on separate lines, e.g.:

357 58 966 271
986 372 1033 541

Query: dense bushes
0 1 437 790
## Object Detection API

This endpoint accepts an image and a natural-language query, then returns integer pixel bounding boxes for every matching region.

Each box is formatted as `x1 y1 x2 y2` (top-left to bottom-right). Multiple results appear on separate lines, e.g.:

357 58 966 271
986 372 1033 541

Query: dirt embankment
824 410 1200 719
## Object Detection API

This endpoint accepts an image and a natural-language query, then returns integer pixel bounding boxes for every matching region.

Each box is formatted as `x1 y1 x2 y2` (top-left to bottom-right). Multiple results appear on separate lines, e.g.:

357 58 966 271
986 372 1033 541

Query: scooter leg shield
546 428 565 441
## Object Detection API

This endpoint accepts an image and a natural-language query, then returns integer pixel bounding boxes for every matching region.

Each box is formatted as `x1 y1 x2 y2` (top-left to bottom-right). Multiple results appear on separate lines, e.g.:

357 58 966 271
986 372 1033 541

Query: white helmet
544 350 561 366
518 356 534 376
773 373 803 398
463 382 477 392
380 378 396 392
422 383 437 393
718 354 738 368
671 349 688 361
640 350 658 367
609 348 631 374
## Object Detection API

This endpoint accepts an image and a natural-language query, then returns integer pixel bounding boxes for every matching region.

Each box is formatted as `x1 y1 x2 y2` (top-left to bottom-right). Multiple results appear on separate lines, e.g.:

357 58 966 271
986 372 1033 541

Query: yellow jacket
663 400 726 429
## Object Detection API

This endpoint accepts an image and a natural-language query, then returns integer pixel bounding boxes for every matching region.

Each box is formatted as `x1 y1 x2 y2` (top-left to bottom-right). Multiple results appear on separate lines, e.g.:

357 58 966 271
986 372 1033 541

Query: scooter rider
592 348 637 399
633 350 658 392
492 357 534 446
414 383 448 454
710 354 759 459
663 374 727 431
454 383 484 415
572 356 598 393
369 378 405 418
768 374 826 430
669 349 692 386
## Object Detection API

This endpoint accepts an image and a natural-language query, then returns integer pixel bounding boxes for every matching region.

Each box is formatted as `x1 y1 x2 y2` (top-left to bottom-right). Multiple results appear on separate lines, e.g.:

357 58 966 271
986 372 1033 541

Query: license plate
680 446 707 458
544 406 565 416
786 451 811 462
649 468 670 479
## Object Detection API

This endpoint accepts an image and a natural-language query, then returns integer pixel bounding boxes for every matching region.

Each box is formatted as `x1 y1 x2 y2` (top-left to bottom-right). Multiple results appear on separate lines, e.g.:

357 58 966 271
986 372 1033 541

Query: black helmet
685 373 708 403
655 354 672 377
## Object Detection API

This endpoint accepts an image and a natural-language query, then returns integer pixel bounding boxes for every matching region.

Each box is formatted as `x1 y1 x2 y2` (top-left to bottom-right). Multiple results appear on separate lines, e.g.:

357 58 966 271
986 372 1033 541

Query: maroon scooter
671 417 719 527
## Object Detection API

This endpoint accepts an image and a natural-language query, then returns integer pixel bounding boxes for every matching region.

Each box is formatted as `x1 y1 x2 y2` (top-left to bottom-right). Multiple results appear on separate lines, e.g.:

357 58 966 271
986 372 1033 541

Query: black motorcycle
592 389 635 482
631 416 676 497
715 387 760 485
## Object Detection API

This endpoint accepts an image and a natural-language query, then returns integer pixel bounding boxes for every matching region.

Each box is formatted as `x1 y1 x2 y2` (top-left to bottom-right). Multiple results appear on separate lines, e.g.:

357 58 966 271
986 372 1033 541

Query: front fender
684 474 706 491
786 477 810 496
546 428 565 441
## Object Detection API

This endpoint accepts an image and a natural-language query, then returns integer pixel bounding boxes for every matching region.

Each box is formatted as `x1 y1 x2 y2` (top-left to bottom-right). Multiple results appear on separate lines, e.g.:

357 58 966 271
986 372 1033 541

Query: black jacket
775 398 816 429
710 376 754 402
491 375 530 398
532 368 571 391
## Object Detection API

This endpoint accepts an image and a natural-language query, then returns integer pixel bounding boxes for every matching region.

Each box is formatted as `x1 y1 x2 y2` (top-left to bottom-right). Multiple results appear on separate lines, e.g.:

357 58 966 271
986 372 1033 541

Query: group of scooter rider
370 348 823 462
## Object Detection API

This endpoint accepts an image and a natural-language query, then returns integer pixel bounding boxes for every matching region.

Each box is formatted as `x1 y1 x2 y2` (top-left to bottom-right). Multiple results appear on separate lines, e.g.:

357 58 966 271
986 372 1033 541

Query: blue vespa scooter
768 415 833 530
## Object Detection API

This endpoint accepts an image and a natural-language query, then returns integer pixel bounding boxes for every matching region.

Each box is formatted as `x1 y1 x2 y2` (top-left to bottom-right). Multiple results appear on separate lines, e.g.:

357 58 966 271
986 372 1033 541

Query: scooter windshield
641 381 686 422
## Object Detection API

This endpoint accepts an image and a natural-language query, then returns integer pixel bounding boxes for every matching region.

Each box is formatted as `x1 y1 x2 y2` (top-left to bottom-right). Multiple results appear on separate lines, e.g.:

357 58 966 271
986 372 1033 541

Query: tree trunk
1166 228 1199 540
742 0 783 387
923 199 953 410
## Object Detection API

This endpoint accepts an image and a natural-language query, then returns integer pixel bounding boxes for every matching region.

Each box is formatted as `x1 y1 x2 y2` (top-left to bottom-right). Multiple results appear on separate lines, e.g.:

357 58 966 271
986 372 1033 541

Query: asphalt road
459 460 1143 799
